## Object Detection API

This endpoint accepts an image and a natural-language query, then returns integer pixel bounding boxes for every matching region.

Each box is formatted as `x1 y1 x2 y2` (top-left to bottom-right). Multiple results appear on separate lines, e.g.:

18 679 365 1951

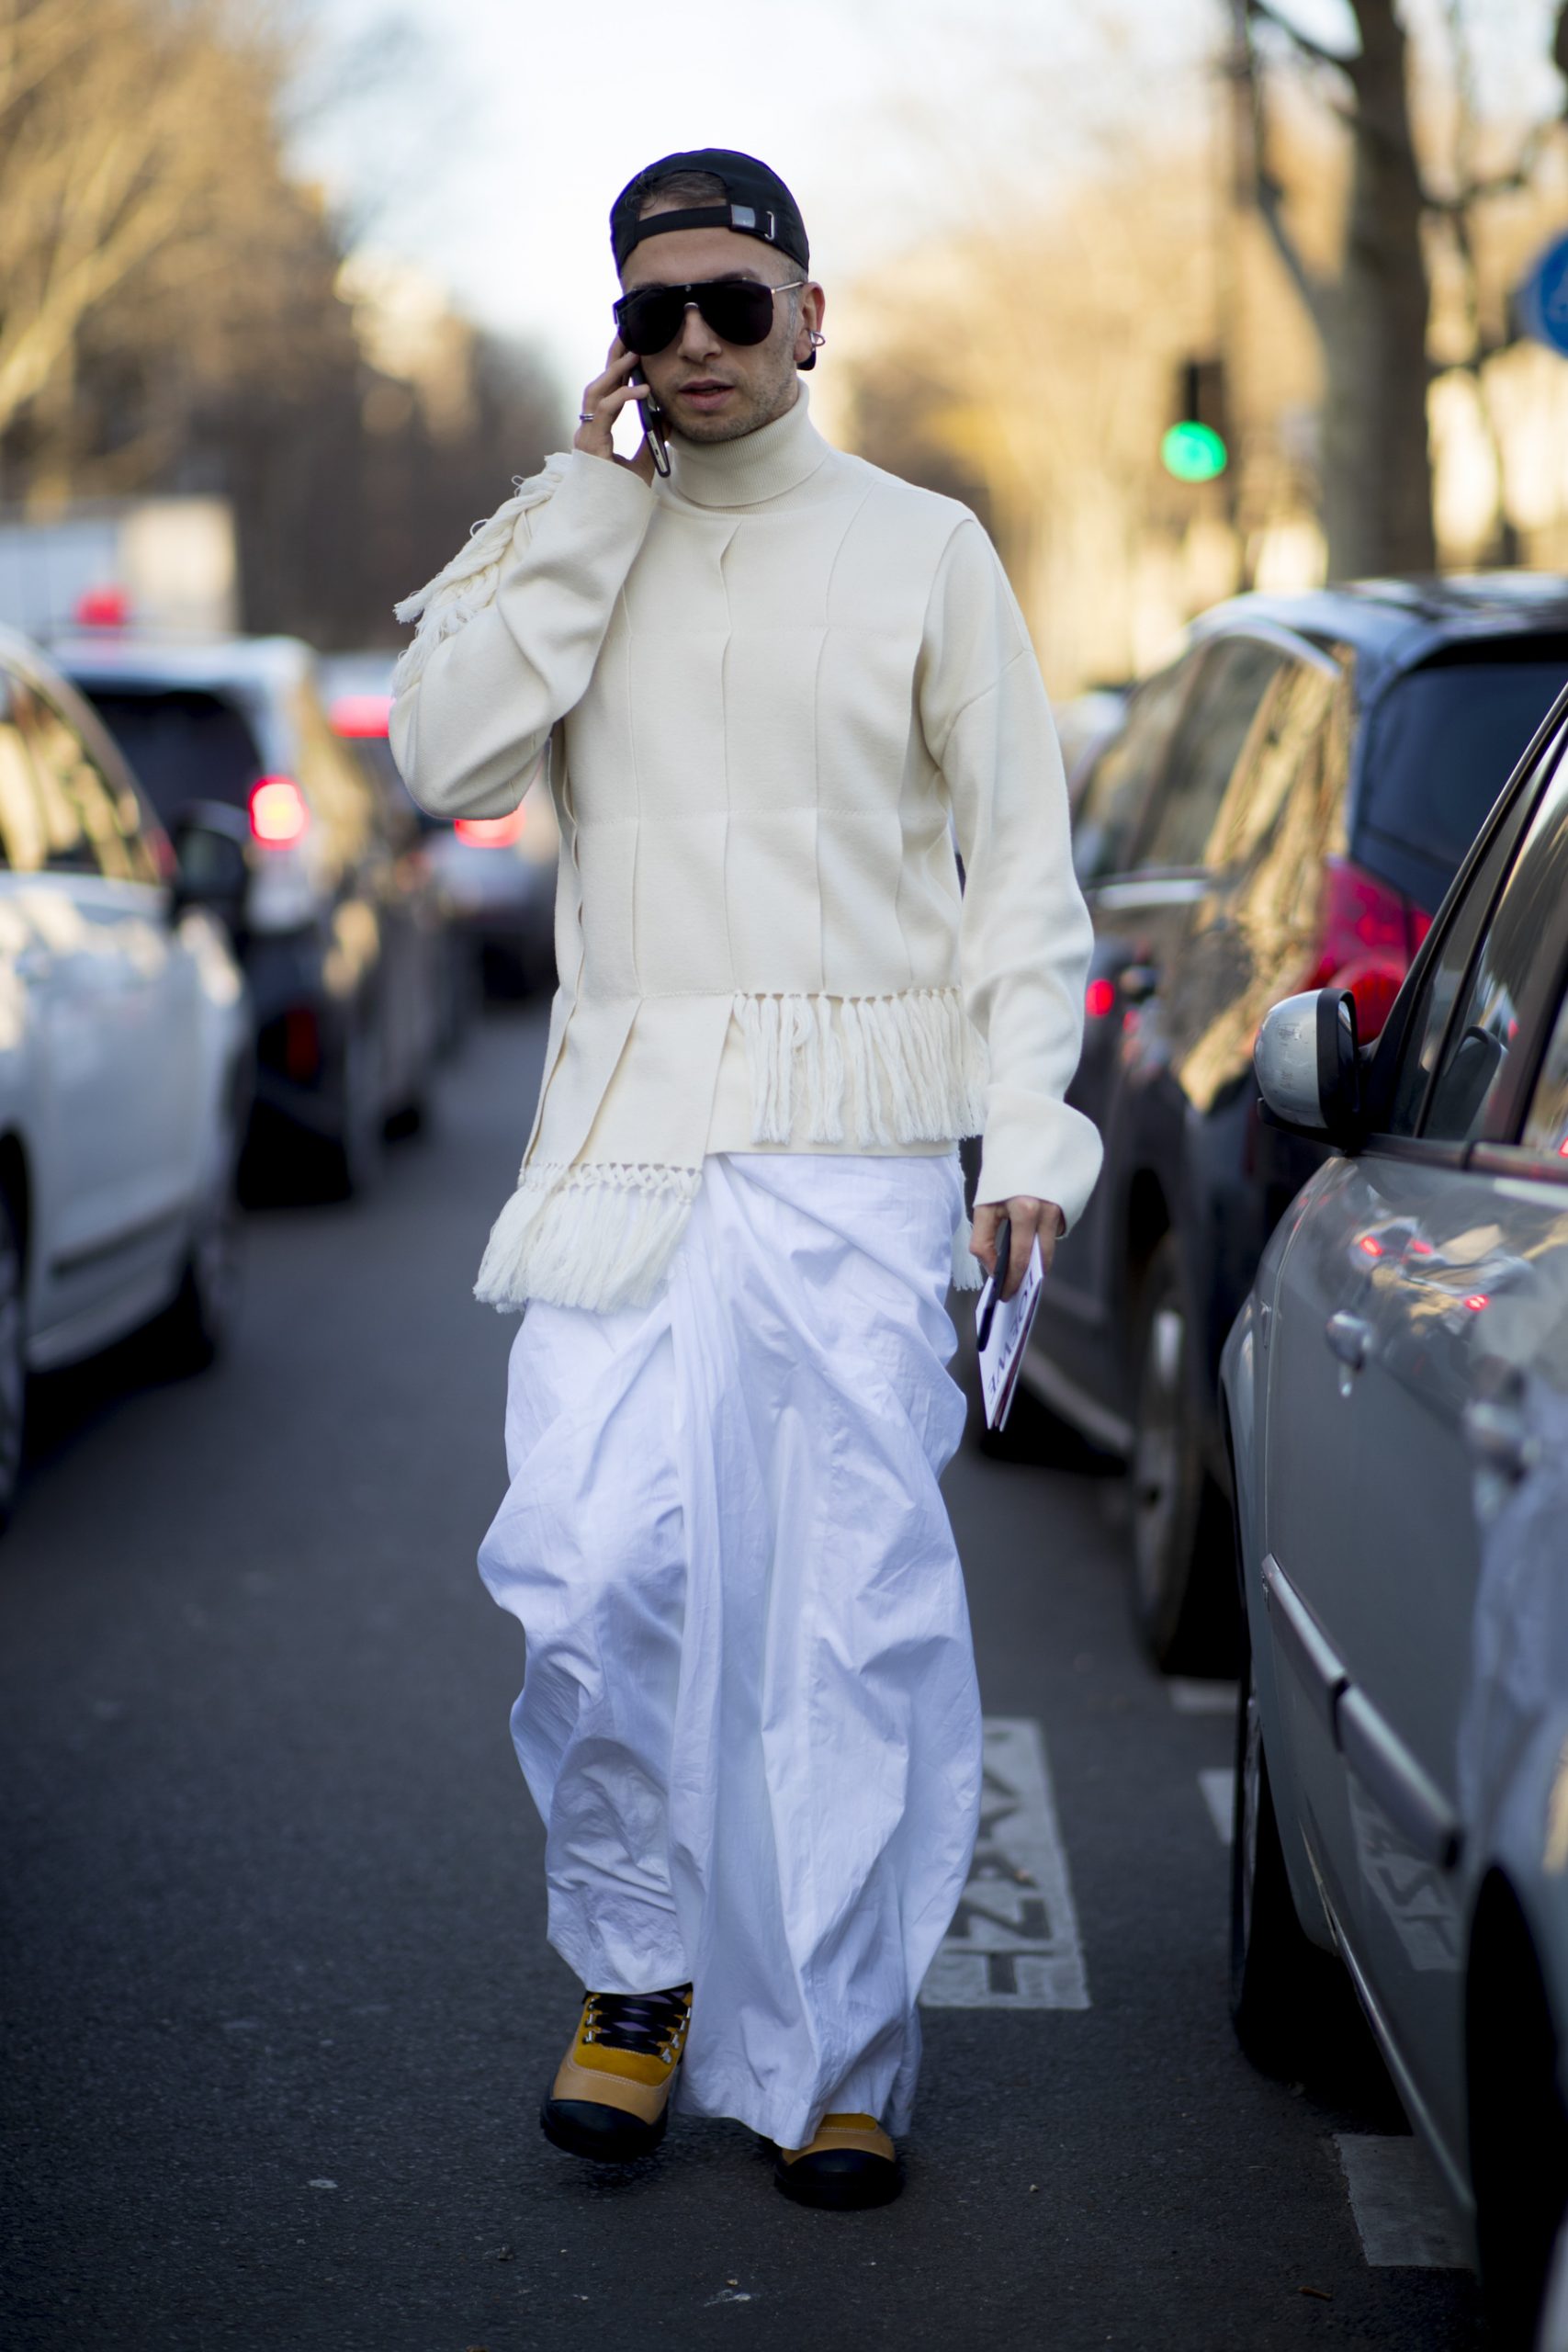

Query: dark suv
56 635 445 1193
1027 576 1568 1669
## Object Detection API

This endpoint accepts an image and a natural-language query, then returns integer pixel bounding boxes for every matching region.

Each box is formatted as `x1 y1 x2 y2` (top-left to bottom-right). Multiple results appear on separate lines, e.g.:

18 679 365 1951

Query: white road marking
1169 1678 1239 1716
921 1717 1089 2010
1345 1778 1461 1972
1199 1768 1235 1846
1334 2135 1468 2267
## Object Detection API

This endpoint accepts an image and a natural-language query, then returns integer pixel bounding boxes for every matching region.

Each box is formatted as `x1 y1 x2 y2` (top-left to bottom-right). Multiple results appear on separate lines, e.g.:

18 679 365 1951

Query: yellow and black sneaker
774 2112 901 2210
539 1984 693 2163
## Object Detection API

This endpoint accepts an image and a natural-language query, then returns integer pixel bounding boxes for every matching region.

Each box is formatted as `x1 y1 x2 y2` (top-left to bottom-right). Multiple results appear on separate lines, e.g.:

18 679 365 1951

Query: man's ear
795 281 826 372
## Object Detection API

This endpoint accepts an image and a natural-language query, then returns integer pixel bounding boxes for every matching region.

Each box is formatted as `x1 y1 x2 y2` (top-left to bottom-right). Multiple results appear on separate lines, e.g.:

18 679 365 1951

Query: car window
1359 644 1568 910
15 685 161 884
1422 750 1568 1143
1384 812 1519 1136
1522 986 1568 1160
73 685 265 827
0 668 51 871
1132 639 1288 871
1071 659 1191 886
1203 658 1342 878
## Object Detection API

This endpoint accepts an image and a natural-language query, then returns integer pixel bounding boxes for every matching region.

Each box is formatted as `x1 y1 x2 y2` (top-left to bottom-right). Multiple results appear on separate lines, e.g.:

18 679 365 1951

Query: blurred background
2 0 1566 677
9 8 1568 2346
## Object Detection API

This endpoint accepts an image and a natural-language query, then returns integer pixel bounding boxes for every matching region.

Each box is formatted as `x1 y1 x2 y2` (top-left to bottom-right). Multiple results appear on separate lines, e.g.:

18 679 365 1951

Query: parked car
322 651 555 1004
0 628 251 1525
321 660 471 1057
425 788 558 998
1055 683 1131 791
54 635 443 1192
1023 575 1568 1669
1221 676 1568 2346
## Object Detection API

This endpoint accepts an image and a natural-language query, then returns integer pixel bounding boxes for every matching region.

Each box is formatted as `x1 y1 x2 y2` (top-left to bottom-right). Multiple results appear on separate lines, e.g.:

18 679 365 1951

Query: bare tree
1234 0 1434 576
1428 0 1568 560
1235 0 1568 578
0 3 303 479
843 147 1233 691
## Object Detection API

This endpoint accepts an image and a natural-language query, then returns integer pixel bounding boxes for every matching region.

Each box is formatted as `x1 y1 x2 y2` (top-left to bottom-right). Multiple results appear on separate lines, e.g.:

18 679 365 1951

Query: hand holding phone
633 368 671 477
574 342 663 481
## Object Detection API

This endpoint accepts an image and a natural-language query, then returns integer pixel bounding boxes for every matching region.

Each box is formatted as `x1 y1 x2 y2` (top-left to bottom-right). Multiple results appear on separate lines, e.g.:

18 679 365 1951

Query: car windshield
1359 648 1568 909
71 685 264 826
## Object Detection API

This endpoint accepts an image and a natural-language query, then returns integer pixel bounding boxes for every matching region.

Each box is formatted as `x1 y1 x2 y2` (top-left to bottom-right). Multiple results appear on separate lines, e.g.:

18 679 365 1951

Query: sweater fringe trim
735 987 988 1148
475 989 987 1312
392 454 575 694
475 1159 702 1315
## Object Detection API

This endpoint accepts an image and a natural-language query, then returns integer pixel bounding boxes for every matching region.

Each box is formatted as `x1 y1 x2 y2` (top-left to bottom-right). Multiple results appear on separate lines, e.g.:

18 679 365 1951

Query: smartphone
632 368 671 477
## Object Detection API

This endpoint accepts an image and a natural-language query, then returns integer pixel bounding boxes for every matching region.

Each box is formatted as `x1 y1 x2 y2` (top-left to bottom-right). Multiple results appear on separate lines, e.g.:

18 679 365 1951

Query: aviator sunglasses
613 276 806 356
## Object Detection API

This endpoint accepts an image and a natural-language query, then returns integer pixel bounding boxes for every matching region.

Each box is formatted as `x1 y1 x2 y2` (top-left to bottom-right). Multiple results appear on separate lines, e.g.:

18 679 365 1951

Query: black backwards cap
610 148 810 275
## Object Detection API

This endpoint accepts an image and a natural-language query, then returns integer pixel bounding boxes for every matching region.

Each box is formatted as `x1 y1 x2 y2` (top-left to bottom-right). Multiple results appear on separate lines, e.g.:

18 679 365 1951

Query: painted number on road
921 1716 1089 2010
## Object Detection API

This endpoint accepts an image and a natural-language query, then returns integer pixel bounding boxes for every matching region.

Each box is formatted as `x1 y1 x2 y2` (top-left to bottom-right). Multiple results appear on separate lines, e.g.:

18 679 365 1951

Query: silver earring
808 331 826 349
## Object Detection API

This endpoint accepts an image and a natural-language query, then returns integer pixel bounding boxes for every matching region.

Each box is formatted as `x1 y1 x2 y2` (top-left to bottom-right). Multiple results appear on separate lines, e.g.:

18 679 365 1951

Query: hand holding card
976 1229 1046 1431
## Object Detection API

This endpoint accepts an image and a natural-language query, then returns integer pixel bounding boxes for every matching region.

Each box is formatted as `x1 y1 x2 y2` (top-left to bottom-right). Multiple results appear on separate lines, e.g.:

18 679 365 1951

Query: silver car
1221 679 1568 2346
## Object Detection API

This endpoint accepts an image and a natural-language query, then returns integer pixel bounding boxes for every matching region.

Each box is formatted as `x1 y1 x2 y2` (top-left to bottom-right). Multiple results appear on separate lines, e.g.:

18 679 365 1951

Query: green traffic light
1161 421 1227 482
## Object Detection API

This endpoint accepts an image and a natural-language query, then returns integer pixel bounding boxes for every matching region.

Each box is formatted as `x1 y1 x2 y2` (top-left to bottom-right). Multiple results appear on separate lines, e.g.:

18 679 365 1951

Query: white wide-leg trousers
478 1150 983 2149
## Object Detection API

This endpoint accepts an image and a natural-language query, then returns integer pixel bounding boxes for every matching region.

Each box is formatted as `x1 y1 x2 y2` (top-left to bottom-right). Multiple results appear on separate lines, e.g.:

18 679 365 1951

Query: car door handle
1325 1311 1371 1370
1119 964 1159 1003
1462 1397 1537 1480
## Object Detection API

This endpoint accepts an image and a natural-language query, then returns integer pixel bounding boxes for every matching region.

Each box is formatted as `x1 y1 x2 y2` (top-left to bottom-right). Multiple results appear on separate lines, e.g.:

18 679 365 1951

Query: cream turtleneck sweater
390 386 1100 1313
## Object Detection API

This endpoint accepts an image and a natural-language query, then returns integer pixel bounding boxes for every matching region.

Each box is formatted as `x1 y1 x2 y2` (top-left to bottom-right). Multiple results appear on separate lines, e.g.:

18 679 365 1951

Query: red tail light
1085 977 1116 1019
75 584 130 628
330 693 392 740
1301 855 1425 1039
284 1007 321 1081
249 775 310 848
455 808 527 849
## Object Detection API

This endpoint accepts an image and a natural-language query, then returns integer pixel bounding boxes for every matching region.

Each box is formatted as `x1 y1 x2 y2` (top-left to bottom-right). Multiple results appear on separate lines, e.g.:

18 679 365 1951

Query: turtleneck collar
662 381 831 510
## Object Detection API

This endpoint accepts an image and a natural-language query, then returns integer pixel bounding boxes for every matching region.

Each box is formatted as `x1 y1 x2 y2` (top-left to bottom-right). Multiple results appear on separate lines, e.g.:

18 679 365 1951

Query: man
390 148 1100 2211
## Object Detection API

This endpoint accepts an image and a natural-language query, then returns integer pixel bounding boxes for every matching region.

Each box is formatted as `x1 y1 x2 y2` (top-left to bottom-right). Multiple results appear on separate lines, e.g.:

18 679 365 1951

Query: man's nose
676 303 722 363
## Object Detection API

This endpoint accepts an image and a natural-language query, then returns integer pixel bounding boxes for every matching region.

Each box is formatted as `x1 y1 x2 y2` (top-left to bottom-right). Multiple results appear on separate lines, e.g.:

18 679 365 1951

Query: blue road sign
1521 231 1568 356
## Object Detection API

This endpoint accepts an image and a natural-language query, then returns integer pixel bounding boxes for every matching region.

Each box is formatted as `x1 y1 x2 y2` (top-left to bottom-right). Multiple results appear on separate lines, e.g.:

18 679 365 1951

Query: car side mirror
170 801 250 930
1254 987 1362 1146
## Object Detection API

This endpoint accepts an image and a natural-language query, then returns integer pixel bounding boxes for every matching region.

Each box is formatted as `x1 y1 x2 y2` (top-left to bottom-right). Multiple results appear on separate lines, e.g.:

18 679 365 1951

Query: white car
0 628 251 1527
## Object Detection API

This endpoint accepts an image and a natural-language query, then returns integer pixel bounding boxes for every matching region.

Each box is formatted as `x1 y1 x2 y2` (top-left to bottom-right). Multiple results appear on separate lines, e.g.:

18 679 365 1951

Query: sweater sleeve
389 453 655 820
919 517 1102 1228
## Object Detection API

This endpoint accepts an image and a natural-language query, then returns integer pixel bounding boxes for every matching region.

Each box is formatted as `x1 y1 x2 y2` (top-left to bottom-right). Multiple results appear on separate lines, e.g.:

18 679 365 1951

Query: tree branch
1247 0 1360 85
1233 3 1332 336
1255 170 1331 333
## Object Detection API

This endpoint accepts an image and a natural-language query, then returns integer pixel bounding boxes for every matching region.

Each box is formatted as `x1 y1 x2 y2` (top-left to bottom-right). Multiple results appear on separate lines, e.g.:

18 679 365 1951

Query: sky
292 0 1218 399
292 0 1564 408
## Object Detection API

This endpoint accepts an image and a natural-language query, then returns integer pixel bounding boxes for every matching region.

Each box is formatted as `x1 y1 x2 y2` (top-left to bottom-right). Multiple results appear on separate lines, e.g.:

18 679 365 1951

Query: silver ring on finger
578 409 597 424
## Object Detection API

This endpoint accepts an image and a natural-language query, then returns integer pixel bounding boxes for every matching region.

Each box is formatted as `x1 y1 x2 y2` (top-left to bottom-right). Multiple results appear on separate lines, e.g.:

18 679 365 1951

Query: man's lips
676 379 735 401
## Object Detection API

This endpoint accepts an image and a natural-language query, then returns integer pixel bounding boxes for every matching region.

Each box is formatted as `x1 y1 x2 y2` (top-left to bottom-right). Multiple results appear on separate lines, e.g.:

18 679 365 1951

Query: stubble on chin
669 368 800 446
673 406 761 446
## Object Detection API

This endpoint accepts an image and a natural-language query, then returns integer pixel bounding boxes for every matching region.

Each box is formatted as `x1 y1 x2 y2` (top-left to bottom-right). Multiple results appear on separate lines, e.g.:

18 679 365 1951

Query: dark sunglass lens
617 288 683 354
697 281 776 345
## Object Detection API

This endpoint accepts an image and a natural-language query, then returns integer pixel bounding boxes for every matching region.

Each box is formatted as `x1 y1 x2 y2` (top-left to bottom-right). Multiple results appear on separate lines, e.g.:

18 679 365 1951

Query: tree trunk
1322 0 1435 577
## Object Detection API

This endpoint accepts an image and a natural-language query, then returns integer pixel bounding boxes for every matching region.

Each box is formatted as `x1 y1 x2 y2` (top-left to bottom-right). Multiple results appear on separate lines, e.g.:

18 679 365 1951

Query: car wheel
153 1162 243 1374
1128 1238 1235 1671
0 1191 28 1533
1469 1885 1568 2349
1229 1641 1379 2090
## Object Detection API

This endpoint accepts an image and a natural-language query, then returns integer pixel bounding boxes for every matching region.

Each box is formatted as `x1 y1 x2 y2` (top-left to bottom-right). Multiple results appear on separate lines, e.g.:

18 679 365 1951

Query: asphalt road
1 1008 1490 2352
